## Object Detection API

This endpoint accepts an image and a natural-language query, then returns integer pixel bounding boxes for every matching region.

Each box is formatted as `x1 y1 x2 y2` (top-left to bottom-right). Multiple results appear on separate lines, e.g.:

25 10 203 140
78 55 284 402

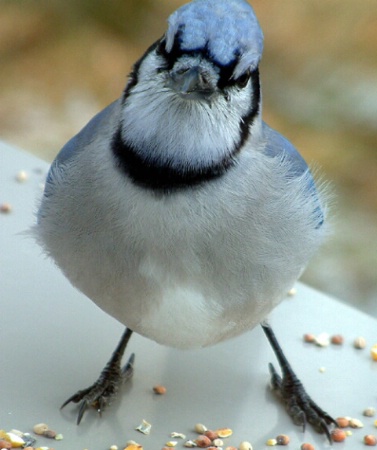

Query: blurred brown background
1 1 376 314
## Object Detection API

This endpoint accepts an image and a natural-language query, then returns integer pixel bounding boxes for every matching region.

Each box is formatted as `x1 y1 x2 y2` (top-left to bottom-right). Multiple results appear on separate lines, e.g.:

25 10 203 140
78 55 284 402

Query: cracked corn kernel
371 345 377 361
266 438 277 446
6 432 25 447
216 428 233 438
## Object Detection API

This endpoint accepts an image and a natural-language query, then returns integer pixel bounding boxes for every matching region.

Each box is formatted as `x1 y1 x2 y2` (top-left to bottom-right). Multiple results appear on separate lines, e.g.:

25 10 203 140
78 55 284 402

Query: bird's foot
61 352 135 424
268 361 337 442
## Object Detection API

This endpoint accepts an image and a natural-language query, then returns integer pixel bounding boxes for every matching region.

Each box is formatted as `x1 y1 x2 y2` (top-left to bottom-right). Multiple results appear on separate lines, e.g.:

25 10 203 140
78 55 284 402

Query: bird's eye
235 71 251 88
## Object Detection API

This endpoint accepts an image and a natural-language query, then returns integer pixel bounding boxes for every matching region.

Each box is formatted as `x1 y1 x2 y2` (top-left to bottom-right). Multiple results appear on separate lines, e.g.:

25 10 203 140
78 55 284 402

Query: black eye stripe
157 36 253 91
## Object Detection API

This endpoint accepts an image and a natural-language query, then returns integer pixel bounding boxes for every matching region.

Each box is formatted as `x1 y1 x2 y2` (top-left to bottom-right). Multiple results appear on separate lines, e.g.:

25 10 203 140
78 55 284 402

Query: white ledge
1 141 376 449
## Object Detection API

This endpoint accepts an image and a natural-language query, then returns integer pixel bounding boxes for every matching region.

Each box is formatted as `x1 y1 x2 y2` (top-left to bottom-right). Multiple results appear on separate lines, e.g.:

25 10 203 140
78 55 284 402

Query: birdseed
153 384 167 395
300 444 315 450
194 424 208 434
349 418 364 428
315 332 330 347
33 423 49 435
170 432 186 439
135 419 152 435
330 334 344 345
216 428 233 438
336 417 350 428
204 430 218 441
364 435 377 446
354 337 367 349
303 333 316 343
276 434 290 445
364 407 376 417
371 345 377 361
195 435 212 448
15 170 28 182
238 441 253 450
0 202 12 213
331 428 346 442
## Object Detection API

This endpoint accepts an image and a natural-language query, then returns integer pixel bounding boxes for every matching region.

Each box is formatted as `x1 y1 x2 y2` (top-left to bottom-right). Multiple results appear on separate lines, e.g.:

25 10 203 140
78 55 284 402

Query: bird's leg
61 327 135 424
261 323 337 443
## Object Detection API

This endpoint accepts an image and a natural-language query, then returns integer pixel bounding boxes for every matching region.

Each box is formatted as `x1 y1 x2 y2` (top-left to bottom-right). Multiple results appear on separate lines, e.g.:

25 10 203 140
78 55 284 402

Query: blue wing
262 123 324 228
43 101 118 197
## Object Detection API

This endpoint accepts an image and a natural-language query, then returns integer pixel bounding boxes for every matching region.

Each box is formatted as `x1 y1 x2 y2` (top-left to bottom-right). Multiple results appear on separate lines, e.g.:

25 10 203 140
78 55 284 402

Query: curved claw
267 362 336 444
61 387 93 409
60 352 136 425
320 419 332 444
77 400 89 425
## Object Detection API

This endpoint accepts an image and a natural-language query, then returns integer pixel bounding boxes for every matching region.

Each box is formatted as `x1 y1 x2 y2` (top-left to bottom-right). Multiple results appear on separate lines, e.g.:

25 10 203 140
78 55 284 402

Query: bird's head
117 0 265 185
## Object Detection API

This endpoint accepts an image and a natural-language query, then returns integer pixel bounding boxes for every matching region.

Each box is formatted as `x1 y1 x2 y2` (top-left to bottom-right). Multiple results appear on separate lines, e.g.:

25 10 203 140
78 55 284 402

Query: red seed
43 429 57 439
204 430 218 441
0 203 12 213
0 440 11 449
153 385 167 395
331 334 344 345
301 444 315 450
303 333 315 343
276 434 290 445
364 435 377 446
195 435 212 448
336 417 350 428
331 428 346 442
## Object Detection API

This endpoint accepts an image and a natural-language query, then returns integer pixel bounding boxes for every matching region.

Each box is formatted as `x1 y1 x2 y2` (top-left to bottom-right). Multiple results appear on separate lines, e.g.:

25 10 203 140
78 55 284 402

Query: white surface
1 142 377 450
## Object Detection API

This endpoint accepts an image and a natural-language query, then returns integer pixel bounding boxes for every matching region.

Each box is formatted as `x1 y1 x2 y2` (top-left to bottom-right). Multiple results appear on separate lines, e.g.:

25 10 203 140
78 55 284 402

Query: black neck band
112 60 260 193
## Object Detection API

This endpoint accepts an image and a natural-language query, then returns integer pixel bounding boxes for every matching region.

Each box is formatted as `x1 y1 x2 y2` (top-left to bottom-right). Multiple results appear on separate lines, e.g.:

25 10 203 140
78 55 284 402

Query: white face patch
121 51 261 170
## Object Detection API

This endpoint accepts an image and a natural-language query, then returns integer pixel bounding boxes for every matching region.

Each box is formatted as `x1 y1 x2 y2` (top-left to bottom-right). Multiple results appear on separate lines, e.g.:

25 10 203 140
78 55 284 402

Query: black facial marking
115 37 261 193
111 128 236 193
238 68 260 148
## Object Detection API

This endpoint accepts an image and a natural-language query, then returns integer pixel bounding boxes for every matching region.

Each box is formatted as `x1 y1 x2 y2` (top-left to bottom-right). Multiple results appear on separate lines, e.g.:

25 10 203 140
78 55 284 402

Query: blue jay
35 0 335 439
